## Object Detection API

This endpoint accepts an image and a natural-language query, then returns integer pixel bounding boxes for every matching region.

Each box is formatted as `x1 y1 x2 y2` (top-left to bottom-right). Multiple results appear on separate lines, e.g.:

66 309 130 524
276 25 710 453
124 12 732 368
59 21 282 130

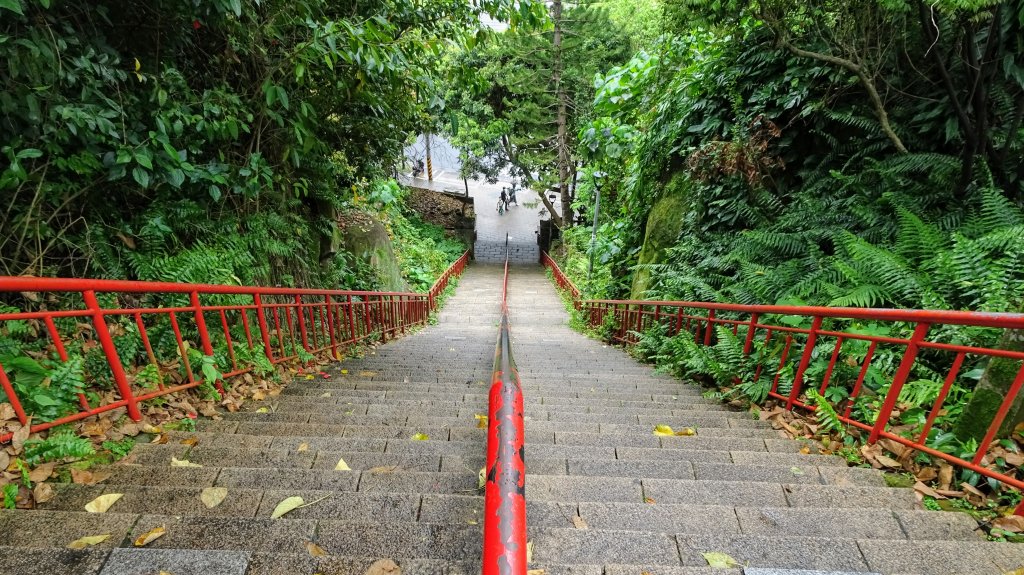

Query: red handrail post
742 313 760 354
190 290 224 394
787 315 823 409
325 295 339 360
253 293 275 363
295 295 311 352
703 309 716 346
347 295 357 343
869 322 931 443
83 290 142 422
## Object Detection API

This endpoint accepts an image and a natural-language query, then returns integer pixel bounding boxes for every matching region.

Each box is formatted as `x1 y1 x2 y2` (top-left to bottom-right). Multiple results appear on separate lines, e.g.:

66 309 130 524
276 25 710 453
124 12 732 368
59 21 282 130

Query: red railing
543 252 1024 512
0 252 469 442
483 237 527 575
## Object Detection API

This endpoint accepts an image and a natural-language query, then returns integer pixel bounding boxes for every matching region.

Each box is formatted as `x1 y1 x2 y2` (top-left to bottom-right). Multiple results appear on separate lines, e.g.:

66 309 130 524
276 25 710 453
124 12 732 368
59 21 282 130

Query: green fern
806 388 845 438
23 427 95 465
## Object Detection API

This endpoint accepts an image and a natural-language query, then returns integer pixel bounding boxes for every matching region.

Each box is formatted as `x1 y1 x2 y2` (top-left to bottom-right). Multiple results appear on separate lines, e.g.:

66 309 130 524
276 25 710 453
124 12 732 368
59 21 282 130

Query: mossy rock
954 315 1024 442
340 213 409 292
631 175 690 299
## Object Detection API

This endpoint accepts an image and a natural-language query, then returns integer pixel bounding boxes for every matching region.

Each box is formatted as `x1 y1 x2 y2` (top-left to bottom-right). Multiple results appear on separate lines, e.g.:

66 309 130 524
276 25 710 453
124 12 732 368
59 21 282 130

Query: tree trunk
552 0 573 227
955 304 1024 442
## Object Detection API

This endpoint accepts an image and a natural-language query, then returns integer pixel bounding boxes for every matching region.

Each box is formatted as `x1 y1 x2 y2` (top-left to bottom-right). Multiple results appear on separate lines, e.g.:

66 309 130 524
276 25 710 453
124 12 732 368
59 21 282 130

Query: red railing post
83 290 142 422
869 322 931 443
347 295 357 343
190 290 224 394
253 293 275 363
325 295 339 359
742 313 760 354
295 295 310 352
787 315 823 410
703 309 716 346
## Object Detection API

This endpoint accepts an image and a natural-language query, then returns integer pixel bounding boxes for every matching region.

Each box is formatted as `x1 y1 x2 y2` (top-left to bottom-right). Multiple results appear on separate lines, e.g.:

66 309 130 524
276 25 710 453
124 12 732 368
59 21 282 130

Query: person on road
508 184 518 206
499 188 509 214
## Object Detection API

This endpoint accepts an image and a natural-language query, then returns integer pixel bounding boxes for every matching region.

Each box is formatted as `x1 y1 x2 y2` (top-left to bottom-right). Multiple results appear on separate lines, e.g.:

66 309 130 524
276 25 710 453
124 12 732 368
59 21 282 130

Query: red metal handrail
0 251 470 442
542 252 1024 512
483 237 527 575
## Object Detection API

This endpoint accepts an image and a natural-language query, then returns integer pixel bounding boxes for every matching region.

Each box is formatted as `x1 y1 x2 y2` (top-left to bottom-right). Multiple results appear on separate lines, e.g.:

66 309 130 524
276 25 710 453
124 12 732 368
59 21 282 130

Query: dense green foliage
551 0 1024 481
0 0 537 286
444 0 632 225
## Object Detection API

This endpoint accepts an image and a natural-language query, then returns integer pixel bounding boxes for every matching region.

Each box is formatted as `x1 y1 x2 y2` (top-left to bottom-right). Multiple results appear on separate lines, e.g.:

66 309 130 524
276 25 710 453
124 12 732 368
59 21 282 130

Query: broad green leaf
132 167 150 188
0 0 24 15
15 148 42 159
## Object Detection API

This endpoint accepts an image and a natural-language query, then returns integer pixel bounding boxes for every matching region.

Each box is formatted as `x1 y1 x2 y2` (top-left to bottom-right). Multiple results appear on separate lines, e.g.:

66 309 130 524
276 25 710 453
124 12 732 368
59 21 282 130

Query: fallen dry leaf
992 515 1024 533
33 482 55 504
369 465 398 474
11 421 31 450
71 469 110 485
170 457 202 468
572 515 588 529
526 570 545 575
938 463 954 491
305 541 328 557
200 487 228 509
271 496 305 519
0 403 16 421
28 462 56 483
653 424 675 437
913 481 945 499
702 552 740 568
475 414 488 429
67 534 111 549
411 433 429 441
179 437 199 447
84 493 123 513
321 392 331 398
875 455 902 469
335 458 351 471
150 434 169 445
0 451 9 470
133 525 167 547
364 559 400 575
478 467 486 490
297 442 309 453
141 424 162 434
526 540 534 563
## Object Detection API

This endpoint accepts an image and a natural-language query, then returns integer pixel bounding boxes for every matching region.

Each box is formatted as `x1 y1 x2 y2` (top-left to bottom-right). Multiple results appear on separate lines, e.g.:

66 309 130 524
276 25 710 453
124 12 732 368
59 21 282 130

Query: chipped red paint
484 243 527 575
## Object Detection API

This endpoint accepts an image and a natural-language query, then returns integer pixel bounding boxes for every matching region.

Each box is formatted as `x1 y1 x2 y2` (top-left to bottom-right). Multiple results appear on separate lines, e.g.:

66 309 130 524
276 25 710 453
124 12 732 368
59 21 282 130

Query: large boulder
339 212 409 292
630 175 689 300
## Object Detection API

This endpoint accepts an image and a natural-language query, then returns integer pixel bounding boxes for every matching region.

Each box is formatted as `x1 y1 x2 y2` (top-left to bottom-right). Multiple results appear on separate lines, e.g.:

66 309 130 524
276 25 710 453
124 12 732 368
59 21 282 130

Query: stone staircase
2 264 1024 574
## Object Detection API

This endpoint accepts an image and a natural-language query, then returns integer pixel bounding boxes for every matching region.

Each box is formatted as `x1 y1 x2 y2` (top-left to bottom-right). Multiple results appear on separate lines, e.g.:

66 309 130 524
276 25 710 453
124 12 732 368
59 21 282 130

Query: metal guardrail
0 251 470 442
542 252 1024 513
483 235 527 575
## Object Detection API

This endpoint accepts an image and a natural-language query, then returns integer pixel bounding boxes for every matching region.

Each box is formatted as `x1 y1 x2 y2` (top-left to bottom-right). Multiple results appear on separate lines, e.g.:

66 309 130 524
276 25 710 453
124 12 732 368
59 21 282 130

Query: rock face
630 175 688 300
955 309 1024 441
339 212 409 292
407 187 476 256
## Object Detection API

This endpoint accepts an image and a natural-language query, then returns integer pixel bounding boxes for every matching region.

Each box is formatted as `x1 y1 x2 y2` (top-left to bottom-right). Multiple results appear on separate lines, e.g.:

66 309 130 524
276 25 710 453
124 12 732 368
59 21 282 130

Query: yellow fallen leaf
526 540 533 562
271 496 305 519
478 467 486 489
297 442 309 452
475 414 488 429
674 427 696 436
701 552 740 568
411 433 429 441
653 424 674 437
68 534 111 549
321 392 331 398
335 458 351 471
179 436 199 447
306 541 328 557
527 571 545 575
142 423 162 434
359 371 377 377
370 465 398 474
572 515 588 529
33 482 55 504
170 457 202 468
200 487 228 509
790 467 805 476
256 407 270 413
305 375 315 380
341 369 348 374
134 525 167 547
364 558 400 575
84 493 123 513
